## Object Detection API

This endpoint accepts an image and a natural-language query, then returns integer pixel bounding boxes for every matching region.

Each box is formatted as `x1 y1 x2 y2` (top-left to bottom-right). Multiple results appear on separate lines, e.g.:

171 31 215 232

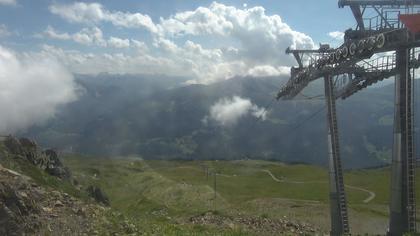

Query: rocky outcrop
0 167 42 236
44 149 71 180
0 167 140 235
86 185 110 206
4 136 24 156
0 165 106 235
3 136 71 180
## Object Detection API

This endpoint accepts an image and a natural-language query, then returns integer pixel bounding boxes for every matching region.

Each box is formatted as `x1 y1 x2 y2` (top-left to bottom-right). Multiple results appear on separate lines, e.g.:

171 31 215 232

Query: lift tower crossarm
285 46 334 68
339 0 420 7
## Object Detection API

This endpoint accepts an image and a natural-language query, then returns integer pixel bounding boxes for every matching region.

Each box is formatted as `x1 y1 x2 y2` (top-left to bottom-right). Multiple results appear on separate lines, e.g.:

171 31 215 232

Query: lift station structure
277 0 420 235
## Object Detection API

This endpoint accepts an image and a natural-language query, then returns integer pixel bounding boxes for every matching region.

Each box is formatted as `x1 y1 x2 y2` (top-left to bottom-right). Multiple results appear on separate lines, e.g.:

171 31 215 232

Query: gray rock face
19 138 37 150
4 136 24 156
3 136 71 180
44 149 71 180
86 185 110 206
0 172 42 236
0 165 109 235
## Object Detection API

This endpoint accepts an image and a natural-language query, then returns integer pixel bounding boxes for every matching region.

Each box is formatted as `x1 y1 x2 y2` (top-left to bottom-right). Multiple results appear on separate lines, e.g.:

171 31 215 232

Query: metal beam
339 0 420 7
324 75 350 235
372 6 393 28
389 48 416 235
285 46 334 68
350 5 365 30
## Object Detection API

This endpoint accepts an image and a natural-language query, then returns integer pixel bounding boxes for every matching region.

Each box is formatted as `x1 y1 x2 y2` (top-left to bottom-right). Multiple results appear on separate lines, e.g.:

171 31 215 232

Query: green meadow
61 156 420 235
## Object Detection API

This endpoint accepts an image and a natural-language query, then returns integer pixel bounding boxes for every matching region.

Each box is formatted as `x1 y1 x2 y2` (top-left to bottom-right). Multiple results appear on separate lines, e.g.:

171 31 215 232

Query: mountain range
22 74 419 168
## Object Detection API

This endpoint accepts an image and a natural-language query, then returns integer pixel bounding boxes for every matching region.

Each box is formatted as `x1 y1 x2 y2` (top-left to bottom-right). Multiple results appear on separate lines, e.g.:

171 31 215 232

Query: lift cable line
289 106 327 131
276 1 420 235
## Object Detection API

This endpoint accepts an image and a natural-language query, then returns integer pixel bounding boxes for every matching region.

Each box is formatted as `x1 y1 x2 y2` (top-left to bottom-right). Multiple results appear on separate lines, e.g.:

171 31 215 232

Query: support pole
324 75 350 235
389 48 416 235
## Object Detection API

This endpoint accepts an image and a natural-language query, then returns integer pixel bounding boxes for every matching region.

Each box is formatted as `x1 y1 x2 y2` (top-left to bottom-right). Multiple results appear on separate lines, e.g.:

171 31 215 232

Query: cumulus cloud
328 31 344 41
108 36 130 48
43 26 140 49
39 44 188 76
43 25 71 40
131 39 148 51
43 26 107 46
247 65 289 77
204 96 268 126
0 45 77 133
0 0 16 6
45 2 314 84
49 2 157 33
157 2 314 64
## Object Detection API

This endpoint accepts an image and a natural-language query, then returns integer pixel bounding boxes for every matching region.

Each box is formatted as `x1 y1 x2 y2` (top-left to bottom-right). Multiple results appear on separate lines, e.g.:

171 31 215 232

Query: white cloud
328 31 344 41
157 5 233 36
205 96 268 126
38 44 189 76
247 65 289 77
44 26 107 47
153 37 179 53
43 26 140 49
74 27 106 46
49 2 157 33
0 24 11 37
157 2 314 65
0 45 77 133
44 2 314 84
108 36 130 48
131 39 148 51
0 0 16 6
44 25 71 40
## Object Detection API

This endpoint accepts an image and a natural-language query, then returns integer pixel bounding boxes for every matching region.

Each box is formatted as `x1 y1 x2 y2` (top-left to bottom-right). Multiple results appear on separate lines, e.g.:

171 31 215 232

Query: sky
0 0 355 83
0 0 356 133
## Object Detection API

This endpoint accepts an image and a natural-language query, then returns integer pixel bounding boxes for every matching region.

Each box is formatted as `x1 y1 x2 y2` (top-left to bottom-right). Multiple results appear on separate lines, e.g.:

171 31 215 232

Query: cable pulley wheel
376 33 385 48
335 49 342 61
357 40 365 53
367 37 376 50
341 46 349 58
349 43 356 56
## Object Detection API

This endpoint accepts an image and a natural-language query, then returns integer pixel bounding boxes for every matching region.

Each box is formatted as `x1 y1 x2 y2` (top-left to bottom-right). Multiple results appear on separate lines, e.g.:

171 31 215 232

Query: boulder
86 185 110 206
44 149 71 180
0 180 40 236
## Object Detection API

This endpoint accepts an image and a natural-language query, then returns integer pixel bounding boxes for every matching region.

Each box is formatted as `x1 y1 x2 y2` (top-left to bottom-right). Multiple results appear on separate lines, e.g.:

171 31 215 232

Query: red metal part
400 13 420 33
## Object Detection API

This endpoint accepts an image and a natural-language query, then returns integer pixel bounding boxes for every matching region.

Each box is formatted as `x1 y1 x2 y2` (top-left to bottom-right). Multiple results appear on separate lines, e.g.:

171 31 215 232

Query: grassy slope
62 156 420 235
64 156 250 235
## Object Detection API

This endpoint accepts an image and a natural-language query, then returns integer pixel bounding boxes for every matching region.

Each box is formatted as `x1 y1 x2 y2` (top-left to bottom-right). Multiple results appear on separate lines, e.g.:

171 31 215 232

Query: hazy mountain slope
22 74 417 168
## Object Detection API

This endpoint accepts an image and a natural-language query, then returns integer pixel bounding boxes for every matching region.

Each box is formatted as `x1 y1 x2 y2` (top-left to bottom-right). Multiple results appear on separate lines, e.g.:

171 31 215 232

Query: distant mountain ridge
22 74 419 168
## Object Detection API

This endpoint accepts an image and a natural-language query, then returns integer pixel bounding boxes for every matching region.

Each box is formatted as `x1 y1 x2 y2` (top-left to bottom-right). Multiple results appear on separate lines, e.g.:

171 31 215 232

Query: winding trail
150 164 376 204
344 185 376 203
262 169 376 203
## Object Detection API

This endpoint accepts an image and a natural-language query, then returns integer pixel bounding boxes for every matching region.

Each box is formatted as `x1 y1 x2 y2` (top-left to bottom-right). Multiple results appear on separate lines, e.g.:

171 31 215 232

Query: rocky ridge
0 136 140 235
3 136 71 179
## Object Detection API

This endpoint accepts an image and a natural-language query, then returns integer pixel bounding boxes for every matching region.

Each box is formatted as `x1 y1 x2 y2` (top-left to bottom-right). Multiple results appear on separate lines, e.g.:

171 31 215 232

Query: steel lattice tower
276 1 420 235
